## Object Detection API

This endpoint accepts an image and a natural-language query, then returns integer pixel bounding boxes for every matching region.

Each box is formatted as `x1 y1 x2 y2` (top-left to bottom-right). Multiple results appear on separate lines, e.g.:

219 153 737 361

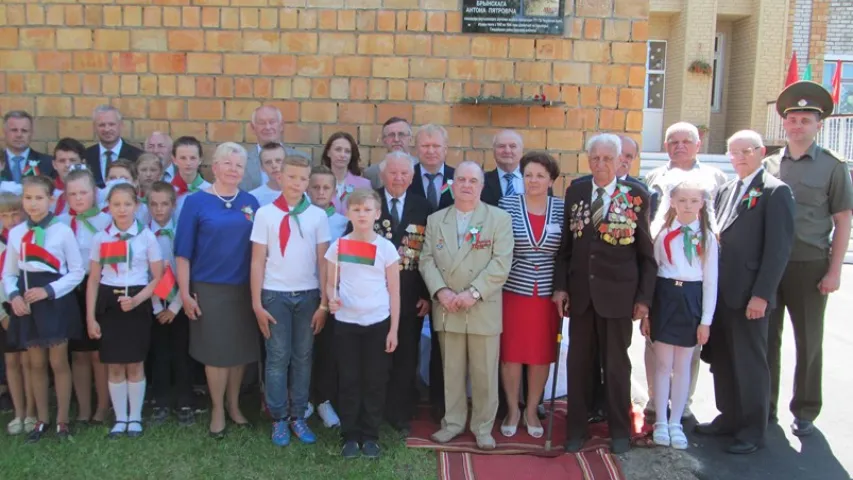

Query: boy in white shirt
250 156 330 447
250 143 285 207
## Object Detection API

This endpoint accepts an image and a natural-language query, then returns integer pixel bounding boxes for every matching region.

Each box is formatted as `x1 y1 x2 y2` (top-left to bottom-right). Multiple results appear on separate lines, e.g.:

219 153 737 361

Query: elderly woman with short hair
175 142 261 438
498 152 564 439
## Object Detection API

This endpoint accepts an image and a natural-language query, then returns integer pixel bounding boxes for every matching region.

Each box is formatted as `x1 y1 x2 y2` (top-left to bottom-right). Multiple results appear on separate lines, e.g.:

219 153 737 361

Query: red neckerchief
54 177 67 214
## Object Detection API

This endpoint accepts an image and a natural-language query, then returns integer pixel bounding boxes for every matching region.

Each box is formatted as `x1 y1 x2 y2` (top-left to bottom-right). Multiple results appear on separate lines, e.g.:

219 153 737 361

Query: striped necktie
591 187 606 226
504 173 516 196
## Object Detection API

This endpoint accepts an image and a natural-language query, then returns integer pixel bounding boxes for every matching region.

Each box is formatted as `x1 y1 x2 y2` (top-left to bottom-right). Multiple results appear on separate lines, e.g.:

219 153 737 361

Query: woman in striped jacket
497 152 564 439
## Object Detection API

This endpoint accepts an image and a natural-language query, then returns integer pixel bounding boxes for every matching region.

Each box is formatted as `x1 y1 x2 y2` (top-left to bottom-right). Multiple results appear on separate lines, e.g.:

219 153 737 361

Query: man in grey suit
695 130 795 455
239 105 309 191
363 117 415 189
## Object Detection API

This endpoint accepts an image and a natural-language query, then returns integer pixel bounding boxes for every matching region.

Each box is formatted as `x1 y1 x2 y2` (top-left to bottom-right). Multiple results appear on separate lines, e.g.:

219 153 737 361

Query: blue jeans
263 289 320 420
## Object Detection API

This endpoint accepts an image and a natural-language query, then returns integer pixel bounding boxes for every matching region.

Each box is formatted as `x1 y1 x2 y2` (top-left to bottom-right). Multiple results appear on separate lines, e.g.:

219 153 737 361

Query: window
711 34 724 112
645 41 666 110
823 57 853 115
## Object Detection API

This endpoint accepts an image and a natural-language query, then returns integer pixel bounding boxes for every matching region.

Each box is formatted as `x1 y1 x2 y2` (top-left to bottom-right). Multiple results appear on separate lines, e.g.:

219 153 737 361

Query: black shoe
26 421 49 443
694 422 731 436
362 440 381 459
55 423 73 441
107 421 127 439
564 436 587 453
341 440 360 459
611 438 630 454
151 406 170 425
587 411 605 424
791 419 815 437
177 407 195 427
193 391 209 414
726 440 759 454
209 428 226 440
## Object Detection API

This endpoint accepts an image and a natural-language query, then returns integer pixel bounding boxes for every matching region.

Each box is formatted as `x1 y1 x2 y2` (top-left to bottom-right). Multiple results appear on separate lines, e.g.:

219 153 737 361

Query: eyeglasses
727 147 758 157
383 132 411 140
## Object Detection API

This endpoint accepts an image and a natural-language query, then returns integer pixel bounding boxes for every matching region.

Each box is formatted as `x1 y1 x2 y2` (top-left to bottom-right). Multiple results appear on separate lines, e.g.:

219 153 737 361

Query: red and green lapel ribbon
22 160 40 177
663 225 702 265
21 217 61 272
273 195 311 256
70 206 101 235
740 188 762 209
440 181 454 199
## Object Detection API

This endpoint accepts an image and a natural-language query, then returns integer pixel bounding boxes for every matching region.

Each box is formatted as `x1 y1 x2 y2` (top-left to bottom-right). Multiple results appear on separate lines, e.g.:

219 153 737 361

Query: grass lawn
0 397 437 480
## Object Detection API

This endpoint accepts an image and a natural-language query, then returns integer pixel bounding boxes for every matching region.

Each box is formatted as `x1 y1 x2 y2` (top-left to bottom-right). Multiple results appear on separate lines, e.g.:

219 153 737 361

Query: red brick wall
0 0 649 179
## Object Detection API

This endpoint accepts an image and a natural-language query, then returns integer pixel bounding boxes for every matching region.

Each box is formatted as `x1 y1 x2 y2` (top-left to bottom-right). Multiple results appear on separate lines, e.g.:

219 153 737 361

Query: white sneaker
7 417 23 435
304 402 314 420
317 401 341 428
652 422 670 446
669 423 688 450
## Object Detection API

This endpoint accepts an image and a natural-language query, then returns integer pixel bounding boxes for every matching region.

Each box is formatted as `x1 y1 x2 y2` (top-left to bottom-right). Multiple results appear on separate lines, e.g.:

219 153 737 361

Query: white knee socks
127 379 146 432
108 381 128 433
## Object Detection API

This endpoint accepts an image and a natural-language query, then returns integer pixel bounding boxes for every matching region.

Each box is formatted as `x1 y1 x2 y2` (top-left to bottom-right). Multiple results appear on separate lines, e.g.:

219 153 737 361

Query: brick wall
792 0 812 75
807 0 829 83
827 0 853 56
0 0 650 179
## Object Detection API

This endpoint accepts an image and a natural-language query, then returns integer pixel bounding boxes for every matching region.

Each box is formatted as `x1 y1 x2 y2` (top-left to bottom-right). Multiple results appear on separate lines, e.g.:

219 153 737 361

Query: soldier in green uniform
763 81 853 437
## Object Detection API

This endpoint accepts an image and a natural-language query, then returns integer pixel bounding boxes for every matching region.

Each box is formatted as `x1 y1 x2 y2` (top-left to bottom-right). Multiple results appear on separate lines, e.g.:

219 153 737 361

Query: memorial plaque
462 0 565 35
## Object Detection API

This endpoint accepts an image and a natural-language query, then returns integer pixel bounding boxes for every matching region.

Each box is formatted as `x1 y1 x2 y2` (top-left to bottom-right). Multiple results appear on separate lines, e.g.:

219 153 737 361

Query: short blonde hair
212 142 248 165
0 192 21 213
346 188 381 209
284 155 310 168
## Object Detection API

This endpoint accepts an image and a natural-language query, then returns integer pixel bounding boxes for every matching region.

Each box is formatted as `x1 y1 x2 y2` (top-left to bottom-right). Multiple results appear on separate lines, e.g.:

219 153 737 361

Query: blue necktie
425 173 439 209
11 156 23 183
504 173 516 196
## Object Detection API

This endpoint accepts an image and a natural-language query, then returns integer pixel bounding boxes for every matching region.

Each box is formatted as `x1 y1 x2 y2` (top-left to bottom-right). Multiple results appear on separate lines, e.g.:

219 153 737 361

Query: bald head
452 161 485 207
145 131 173 167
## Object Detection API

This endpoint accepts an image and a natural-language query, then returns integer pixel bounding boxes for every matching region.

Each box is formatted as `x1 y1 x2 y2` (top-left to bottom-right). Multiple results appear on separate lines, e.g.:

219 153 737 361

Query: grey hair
619 135 639 152
726 130 764 149
212 142 248 165
664 122 700 144
492 130 524 149
378 151 414 173
251 105 282 124
93 104 122 122
3 110 33 125
455 160 485 183
146 131 173 144
415 124 448 145
586 133 622 157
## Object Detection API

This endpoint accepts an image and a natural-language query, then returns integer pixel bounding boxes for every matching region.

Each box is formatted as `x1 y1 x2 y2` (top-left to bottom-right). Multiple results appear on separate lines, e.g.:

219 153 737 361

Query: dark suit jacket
345 189 433 317
85 139 143 187
553 179 657 319
481 168 553 207
574 174 658 218
407 163 455 210
0 149 54 181
715 170 794 309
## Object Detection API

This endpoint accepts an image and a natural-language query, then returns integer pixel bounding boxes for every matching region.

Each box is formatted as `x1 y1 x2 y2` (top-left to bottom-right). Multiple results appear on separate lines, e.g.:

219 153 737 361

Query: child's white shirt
653 218 719 325
149 219 182 315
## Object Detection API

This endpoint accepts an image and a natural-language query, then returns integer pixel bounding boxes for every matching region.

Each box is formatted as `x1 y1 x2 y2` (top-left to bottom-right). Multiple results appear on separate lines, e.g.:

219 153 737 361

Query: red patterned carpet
407 401 653 480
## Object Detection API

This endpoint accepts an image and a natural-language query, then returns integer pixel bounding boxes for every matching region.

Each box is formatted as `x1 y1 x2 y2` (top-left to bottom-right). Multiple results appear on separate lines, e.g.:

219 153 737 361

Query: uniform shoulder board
820 147 846 162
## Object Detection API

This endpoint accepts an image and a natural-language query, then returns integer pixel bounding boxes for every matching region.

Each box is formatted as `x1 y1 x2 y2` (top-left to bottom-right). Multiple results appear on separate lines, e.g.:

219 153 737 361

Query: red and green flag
338 238 377 266
154 265 179 303
99 240 129 273
21 221 60 272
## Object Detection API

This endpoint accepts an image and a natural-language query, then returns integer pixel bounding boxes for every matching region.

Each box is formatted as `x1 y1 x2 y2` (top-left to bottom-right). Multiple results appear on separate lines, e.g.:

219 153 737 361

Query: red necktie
663 228 682 264
69 209 79 234
172 175 188 196
273 195 292 256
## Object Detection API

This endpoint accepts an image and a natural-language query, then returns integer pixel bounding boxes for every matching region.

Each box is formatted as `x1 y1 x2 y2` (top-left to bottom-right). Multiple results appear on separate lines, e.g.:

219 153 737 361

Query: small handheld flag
153 266 179 303
337 238 377 266
100 240 130 273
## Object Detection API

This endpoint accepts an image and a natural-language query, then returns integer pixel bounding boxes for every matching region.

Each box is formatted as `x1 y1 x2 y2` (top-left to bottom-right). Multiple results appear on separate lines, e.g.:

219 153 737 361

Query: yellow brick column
663 0 717 150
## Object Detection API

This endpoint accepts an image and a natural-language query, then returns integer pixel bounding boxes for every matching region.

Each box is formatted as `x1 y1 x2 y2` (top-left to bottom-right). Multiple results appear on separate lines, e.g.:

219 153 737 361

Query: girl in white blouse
2 175 85 442
86 183 163 439
642 174 719 450
57 168 113 426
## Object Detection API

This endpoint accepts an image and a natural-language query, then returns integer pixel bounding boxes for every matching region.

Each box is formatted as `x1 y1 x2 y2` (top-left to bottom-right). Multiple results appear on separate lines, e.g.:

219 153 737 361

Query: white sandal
500 412 520 437
669 423 688 450
652 422 670 446
7 417 23 435
23 417 37 433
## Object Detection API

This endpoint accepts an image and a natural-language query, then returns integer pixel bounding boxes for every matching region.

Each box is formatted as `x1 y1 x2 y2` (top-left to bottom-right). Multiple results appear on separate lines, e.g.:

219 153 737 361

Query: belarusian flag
23 244 60 272
154 265 179 303
338 238 377 266
100 240 129 273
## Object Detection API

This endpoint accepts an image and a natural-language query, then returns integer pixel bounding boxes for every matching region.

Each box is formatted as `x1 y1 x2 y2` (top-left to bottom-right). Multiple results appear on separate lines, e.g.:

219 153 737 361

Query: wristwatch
468 287 481 301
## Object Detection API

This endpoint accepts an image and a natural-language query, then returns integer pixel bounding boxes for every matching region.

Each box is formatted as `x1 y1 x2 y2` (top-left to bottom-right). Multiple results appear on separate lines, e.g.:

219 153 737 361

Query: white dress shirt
57 211 113 274
590 176 618 214
162 163 175 182
99 138 123 179
654 219 719 325
497 166 524 196
150 219 182 314
90 221 162 287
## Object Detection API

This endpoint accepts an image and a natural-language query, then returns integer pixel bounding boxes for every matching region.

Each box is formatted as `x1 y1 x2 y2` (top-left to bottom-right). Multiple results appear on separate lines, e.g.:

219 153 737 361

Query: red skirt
500 288 559 365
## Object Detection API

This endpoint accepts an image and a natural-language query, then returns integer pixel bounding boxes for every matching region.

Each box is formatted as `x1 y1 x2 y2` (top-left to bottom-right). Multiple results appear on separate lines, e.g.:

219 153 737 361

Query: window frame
711 33 725 113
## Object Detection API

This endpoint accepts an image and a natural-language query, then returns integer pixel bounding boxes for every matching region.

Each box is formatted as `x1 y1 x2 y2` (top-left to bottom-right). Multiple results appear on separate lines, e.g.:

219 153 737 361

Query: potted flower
687 60 713 76
696 124 710 143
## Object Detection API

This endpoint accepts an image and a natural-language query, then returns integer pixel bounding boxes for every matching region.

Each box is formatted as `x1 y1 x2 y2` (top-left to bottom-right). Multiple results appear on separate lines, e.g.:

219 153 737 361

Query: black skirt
650 277 702 348
69 275 99 353
96 284 153 364
7 271 82 349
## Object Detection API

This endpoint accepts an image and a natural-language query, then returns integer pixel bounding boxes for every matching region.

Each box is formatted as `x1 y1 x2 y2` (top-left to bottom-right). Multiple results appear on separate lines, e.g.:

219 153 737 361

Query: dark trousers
591 351 606 415
312 314 337 407
385 312 424 428
566 305 633 440
151 311 193 408
711 304 770 444
429 318 444 412
336 319 391 443
768 259 828 422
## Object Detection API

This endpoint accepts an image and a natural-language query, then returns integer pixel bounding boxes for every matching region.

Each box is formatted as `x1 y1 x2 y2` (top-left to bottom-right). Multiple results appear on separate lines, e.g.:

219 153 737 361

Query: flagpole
124 246 129 297
22 242 28 297
333 258 339 300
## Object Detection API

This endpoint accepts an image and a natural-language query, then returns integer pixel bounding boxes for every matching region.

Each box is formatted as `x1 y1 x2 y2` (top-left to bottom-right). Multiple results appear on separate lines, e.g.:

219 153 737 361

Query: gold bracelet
319 304 329 311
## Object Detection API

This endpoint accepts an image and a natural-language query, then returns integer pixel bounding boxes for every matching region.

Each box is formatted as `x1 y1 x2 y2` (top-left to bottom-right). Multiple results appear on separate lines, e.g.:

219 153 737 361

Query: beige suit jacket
419 202 513 336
